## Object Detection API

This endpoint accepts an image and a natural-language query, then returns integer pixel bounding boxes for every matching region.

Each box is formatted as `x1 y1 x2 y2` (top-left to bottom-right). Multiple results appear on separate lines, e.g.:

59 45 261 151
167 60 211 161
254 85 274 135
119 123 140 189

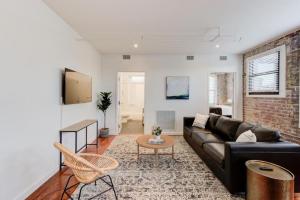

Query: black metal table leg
85 127 88 149
75 131 78 153
59 131 62 171
96 121 99 148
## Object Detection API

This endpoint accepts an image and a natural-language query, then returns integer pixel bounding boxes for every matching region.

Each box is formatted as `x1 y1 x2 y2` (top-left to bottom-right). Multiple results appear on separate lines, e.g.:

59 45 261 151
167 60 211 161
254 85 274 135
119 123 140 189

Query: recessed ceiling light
216 44 220 48
133 43 138 48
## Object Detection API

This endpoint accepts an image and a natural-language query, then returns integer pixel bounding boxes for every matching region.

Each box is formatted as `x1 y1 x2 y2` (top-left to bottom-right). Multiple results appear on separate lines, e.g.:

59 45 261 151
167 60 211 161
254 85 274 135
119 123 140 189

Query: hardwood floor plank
26 136 115 200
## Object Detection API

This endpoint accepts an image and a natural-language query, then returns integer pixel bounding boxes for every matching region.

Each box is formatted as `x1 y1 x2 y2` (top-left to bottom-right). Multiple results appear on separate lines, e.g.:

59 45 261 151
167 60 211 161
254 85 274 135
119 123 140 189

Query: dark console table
59 119 98 170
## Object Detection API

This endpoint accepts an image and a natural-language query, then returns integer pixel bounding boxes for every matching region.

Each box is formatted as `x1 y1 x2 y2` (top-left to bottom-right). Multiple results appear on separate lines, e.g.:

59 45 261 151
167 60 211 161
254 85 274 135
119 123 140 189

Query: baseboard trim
14 167 58 200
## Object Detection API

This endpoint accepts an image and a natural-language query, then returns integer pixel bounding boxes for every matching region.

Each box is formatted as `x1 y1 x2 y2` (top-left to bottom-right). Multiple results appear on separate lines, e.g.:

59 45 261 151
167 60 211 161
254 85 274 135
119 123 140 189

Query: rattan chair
53 142 119 200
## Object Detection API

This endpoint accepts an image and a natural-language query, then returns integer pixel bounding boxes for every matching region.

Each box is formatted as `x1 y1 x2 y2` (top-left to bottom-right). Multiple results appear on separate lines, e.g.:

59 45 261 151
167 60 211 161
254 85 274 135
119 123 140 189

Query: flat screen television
63 68 92 104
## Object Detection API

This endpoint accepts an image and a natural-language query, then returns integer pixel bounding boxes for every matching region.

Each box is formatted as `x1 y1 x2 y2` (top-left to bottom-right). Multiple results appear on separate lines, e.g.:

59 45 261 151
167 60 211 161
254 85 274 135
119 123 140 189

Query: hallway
120 120 144 135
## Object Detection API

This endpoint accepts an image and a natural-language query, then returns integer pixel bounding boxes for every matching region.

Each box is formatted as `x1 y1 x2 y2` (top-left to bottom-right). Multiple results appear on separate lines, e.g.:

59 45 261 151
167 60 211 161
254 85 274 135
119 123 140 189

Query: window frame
245 45 286 98
208 75 218 105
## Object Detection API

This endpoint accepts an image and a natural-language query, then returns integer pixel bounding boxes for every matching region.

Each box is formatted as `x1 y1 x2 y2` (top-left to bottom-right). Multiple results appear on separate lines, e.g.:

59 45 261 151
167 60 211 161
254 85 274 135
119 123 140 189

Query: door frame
116 72 146 134
208 72 236 118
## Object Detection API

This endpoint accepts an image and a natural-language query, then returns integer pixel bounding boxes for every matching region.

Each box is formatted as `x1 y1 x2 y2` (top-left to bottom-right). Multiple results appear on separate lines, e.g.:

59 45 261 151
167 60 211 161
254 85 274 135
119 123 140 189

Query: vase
155 135 161 140
99 128 109 137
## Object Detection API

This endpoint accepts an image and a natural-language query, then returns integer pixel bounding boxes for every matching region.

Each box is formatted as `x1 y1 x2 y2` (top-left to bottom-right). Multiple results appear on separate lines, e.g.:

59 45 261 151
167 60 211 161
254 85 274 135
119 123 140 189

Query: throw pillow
192 113 209 129
236 130 257 143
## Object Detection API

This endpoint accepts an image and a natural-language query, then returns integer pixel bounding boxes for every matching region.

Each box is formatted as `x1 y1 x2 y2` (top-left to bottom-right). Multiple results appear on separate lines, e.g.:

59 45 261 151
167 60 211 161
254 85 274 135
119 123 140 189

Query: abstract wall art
166 76 189 100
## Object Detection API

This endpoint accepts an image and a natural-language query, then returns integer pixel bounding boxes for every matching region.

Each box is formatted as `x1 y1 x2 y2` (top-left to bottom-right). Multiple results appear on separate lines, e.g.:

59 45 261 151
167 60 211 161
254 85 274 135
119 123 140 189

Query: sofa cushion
203 142 225 166
184 126 211 136
184 126 202 137
236 130 257 143
191 131 223 146
206 113 221 130
252 126 281 142
209 107 222 115
235 122 255 140
184 126 193 137
215 116 242 140
192 113 209 128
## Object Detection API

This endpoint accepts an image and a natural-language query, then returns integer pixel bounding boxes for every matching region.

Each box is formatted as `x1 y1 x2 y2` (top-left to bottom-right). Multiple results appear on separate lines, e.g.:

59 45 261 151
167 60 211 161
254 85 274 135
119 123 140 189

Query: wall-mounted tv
63 68 92 105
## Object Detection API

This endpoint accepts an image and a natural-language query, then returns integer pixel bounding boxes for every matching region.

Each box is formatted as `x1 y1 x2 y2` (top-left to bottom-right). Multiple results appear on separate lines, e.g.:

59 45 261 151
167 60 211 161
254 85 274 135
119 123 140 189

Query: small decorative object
166 76 189 100
148 138 164 144
152 126 162 140
97 92 112 137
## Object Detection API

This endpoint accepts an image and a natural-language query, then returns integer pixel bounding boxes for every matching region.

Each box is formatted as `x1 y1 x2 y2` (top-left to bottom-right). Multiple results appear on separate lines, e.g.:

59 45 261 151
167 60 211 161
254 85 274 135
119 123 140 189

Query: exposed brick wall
243 30 300 143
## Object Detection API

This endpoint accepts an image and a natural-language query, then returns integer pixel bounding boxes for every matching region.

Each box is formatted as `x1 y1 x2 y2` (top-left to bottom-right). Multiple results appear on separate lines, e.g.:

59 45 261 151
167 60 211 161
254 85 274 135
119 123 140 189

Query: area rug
72 135 244 200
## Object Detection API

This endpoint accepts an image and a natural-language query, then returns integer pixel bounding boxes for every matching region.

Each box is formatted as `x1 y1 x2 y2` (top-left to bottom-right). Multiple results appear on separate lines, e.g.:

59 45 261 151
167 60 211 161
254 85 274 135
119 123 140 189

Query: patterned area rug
72 135 244 200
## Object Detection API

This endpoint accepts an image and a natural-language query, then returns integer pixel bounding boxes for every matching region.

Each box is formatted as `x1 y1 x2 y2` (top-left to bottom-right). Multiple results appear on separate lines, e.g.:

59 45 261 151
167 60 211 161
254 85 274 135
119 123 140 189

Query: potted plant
97 92 112 137
152 126 162 140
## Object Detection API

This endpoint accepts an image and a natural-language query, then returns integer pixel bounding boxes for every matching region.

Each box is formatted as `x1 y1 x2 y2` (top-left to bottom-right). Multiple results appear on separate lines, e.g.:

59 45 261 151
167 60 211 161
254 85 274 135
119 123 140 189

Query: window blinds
248 51 280 95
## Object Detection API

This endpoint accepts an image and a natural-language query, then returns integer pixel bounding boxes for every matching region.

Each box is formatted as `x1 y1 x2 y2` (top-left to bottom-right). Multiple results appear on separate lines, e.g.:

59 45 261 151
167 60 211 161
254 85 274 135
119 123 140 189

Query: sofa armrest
225 141 300 153
224 141 300 193
183 117 195 128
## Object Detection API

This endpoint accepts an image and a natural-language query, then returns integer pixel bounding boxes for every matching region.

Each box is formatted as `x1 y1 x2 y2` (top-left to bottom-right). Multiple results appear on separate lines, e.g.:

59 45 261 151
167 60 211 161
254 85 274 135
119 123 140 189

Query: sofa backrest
251 126 281 142
214 116 242 141
235 122 281 142
206 114 281 142
235 122 255 140
206 113 221 130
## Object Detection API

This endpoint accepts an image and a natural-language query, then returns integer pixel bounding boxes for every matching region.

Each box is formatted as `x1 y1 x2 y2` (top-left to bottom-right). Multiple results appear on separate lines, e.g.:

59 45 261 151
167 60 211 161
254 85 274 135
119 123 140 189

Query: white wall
0 1 101 199
101 54 243 135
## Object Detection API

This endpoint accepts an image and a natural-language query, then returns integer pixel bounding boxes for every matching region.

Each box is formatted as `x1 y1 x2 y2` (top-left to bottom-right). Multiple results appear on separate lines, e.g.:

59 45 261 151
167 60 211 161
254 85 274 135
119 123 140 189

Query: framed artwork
166 76 189 100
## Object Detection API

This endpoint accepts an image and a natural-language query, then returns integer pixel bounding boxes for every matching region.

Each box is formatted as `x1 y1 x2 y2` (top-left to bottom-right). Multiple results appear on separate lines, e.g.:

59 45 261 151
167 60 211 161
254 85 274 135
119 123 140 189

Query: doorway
117 72 145 134
208 72 235 118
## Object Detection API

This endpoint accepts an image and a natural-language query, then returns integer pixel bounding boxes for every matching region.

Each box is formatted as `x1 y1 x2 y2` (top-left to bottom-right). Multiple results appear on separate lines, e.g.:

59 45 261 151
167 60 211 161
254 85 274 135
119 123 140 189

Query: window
246 45 286 97
209 75 217 105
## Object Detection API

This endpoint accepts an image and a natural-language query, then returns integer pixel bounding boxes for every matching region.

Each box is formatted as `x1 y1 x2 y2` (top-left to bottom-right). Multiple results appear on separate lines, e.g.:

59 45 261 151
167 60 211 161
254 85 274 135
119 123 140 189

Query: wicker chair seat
53 142 119 199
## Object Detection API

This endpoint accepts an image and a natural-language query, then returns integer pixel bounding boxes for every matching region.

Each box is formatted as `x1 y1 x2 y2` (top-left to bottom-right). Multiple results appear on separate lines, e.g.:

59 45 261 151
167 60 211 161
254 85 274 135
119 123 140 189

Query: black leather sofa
183 114 300 194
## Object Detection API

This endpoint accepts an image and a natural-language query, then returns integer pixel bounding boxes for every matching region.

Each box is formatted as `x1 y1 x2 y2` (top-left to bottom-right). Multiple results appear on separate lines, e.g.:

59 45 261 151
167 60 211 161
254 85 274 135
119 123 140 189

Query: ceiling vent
186 56 194 61
122 55 131 60
219 56 227 61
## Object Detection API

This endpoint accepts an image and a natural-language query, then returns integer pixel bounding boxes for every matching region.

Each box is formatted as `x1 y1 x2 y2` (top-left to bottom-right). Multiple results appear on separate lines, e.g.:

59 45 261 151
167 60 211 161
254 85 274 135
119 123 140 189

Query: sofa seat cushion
215 116 242 140
203 142 225 166
191 130 223 146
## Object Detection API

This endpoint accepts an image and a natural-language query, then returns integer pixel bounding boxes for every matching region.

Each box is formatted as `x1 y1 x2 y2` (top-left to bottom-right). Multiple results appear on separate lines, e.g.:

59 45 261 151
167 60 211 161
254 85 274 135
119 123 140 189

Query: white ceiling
44 0 300 54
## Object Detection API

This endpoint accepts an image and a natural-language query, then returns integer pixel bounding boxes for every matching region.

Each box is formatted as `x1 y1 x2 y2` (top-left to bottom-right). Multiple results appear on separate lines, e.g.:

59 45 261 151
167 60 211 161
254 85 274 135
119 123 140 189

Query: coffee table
136 135 175 166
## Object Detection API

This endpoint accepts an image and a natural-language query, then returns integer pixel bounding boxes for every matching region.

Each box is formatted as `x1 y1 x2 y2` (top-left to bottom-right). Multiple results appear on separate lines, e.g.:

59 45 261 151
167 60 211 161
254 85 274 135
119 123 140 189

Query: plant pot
155 135 161 140
99 128 109 137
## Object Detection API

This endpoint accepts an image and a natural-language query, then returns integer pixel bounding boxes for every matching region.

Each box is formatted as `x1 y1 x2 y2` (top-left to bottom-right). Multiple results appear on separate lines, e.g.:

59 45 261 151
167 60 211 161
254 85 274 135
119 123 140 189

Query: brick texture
243 30 300 143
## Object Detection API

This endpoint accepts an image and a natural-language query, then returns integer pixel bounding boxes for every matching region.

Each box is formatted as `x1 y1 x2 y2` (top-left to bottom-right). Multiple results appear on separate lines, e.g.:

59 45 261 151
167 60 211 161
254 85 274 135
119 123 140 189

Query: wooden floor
120 120 144 135
26 136 115 200
26 135 300 200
